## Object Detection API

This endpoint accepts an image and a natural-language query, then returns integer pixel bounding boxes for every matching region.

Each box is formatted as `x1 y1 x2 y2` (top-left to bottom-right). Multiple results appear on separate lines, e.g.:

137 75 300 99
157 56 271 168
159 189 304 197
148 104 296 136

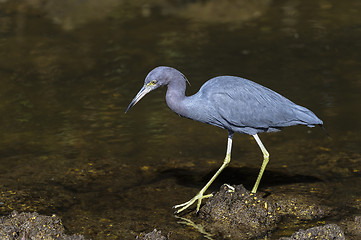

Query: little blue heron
126 66 323 214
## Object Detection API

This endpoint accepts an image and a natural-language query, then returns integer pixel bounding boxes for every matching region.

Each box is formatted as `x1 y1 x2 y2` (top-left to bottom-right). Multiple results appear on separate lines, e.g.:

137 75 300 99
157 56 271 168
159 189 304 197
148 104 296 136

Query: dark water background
0 0 360 239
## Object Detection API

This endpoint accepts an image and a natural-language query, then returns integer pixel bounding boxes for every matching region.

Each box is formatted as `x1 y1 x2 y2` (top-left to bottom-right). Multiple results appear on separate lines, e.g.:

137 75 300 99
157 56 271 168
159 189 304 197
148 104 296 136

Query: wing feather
205 76 300 130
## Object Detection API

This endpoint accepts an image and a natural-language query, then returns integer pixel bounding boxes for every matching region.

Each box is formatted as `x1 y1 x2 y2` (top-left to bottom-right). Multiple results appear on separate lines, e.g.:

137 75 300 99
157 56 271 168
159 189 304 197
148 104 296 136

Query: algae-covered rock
0 211 87 240
199 184 280 239
279 223 345 240
266 183 334 220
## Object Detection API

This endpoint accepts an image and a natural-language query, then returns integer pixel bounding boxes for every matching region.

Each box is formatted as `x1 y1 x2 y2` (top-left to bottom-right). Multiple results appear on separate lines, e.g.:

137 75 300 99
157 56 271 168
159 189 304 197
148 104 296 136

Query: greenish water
0 0 360 239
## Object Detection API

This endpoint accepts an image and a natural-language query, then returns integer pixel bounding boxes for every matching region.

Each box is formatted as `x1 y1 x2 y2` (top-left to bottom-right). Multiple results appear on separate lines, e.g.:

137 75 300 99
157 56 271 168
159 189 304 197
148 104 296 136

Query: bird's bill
125 85 153 113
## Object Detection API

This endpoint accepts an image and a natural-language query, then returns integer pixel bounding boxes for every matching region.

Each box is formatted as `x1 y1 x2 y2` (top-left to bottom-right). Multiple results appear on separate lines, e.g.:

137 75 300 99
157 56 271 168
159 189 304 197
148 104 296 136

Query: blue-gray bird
126 66 323 214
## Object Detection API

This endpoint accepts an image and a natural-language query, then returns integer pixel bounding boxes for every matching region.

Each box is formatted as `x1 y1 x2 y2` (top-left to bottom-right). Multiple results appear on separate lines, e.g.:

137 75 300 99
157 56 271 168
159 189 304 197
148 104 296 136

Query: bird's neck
165 77 187 115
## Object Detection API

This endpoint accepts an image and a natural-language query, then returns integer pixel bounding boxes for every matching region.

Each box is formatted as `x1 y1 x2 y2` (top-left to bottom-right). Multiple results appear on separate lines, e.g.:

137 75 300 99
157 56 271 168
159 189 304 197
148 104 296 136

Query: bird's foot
223 184 235 192
173 190 213 214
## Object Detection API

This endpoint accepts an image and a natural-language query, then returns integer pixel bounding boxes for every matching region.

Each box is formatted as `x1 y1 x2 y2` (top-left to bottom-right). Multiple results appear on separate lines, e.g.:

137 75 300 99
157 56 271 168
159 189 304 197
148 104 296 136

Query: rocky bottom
137 183 361 240
1 183 361 240
0 211 86 240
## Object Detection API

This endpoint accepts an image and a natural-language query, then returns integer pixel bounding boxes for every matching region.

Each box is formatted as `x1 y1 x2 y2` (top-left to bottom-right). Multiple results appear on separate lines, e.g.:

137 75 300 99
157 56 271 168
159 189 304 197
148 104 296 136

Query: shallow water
0 0 360 239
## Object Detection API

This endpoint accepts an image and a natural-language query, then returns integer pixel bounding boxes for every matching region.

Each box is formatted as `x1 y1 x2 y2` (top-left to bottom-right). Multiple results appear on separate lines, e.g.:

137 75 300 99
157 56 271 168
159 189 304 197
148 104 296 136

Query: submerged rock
0 210 87 240
279 223 345 240
340 215 361 239
136 229 168 240
199 184 280 239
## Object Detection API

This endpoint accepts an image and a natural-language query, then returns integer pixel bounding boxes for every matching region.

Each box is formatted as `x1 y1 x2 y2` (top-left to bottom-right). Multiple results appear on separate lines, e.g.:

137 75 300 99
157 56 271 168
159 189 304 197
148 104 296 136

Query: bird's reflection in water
175 215 214 240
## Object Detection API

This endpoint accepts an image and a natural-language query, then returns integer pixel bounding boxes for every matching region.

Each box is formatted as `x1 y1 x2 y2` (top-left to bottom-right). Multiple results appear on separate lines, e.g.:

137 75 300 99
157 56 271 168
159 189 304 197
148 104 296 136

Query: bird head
125 67 168 113
125 66 189 113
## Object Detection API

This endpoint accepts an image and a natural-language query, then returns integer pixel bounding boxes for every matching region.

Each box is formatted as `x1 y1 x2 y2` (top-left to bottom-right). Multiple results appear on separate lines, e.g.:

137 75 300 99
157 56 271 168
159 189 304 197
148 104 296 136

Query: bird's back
186 76 322 135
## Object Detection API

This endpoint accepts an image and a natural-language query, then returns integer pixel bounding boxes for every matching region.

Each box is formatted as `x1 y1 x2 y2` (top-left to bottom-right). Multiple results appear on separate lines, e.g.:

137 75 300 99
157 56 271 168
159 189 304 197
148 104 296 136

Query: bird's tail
294 105 330 138
294 105 323 127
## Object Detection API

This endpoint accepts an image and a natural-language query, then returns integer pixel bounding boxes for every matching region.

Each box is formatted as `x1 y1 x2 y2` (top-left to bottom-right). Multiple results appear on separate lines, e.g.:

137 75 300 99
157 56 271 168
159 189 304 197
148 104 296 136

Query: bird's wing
208 78 298 130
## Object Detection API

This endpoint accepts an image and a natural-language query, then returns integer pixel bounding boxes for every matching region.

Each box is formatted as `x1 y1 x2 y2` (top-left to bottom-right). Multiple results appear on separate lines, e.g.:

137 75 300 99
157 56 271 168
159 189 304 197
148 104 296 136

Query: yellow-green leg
173 133 234 214
251 134 270 193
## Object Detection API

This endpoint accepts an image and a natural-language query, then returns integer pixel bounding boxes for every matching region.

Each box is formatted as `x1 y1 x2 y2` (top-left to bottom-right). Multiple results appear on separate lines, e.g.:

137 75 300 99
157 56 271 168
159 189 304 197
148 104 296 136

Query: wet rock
269 193 332 220
199 184 280 240
136 229 168 240
279 223 345 240
266 183 334 220
340 215 361 239
0 210 87 240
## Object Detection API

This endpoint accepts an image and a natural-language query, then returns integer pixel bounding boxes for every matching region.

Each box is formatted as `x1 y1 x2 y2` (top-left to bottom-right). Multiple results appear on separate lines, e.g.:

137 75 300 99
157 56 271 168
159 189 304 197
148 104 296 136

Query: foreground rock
199 184 280 239
0 211 87 240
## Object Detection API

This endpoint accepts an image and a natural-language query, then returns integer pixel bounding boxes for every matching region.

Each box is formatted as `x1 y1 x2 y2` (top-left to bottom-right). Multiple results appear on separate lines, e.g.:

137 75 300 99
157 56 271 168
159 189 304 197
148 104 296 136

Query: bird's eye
146 80 157 87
